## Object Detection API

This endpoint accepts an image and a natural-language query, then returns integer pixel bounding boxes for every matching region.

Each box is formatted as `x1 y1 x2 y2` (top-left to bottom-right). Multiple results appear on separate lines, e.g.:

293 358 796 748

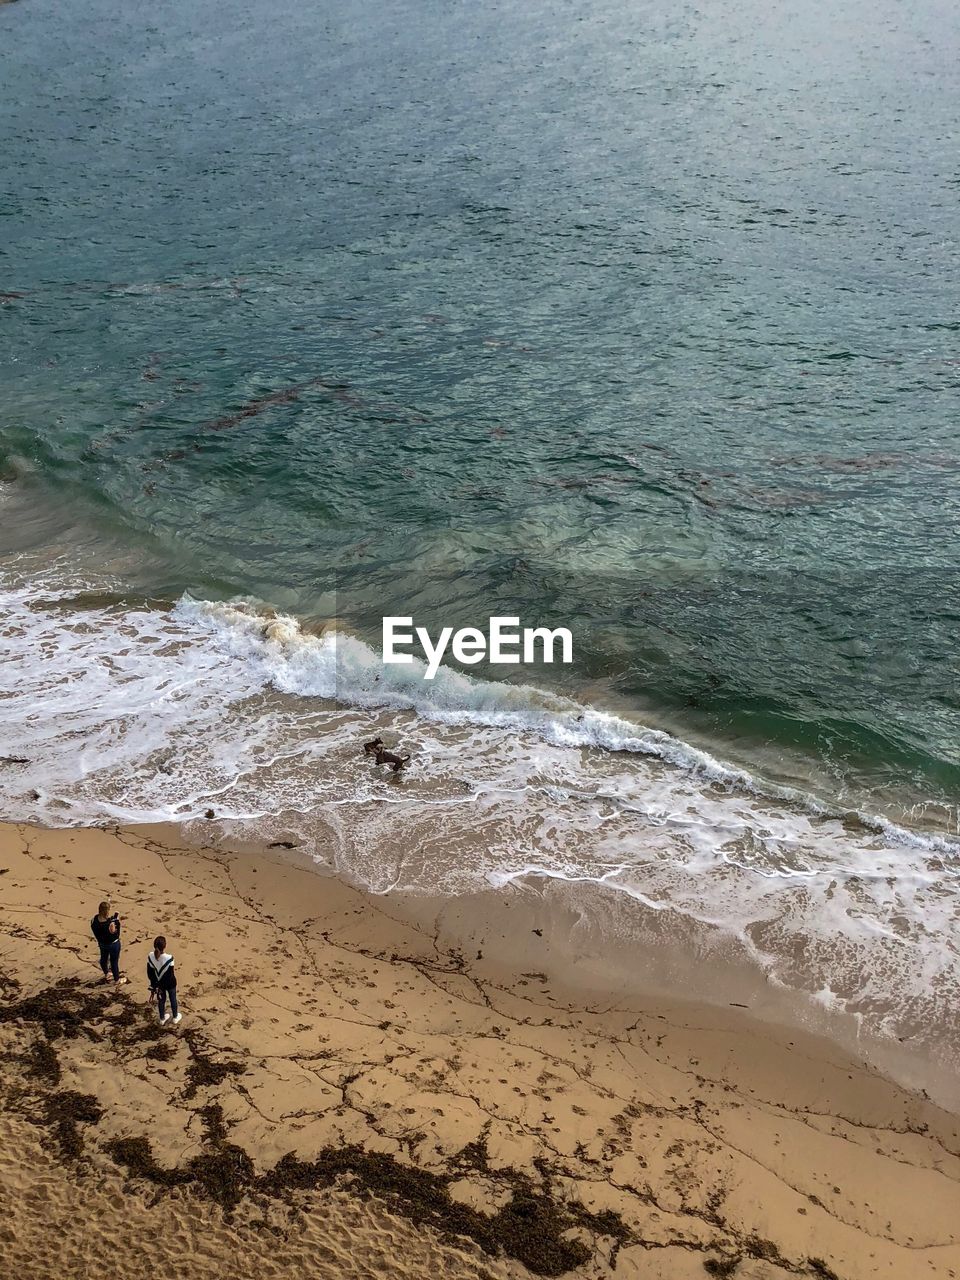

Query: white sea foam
178 597 960 853
178 595 755 768
1 578 958 1053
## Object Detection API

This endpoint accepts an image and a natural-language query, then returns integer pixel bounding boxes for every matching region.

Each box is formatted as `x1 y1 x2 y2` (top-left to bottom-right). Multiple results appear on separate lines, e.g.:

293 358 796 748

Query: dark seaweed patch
745 1235 791 1266
453 1129 494 1176
144 1040 177 1062
105 1137 187 1190
107 1139 623 1274
181 1030 244 1099
42 1090 104 1159
0 976 144 1040
104 1135 255 1211
0 973 20 998
198 1102 229 1145
23 1036 62 1084
188 1144 256 1209
0 981 633 1275
704 1257 741 1277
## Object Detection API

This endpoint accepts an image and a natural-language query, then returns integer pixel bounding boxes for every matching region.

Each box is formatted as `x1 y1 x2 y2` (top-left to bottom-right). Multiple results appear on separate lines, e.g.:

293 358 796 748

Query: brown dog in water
362 737 410 772
375 747 410 773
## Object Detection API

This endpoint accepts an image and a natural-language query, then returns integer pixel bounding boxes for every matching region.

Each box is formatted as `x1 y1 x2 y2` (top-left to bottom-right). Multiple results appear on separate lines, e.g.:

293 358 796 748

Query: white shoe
160 1012 171 1025
171 1013 182 1025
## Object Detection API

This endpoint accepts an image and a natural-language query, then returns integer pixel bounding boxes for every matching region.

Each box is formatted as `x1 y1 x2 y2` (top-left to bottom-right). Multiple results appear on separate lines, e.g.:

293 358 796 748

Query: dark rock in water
204 808 215 819
268 840 298 849
839 811 879 836
0 756 29 765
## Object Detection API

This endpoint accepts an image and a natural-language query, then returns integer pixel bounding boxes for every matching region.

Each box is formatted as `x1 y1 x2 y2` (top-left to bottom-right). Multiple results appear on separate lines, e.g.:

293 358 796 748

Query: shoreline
3 564 959 1082
1 818 959 1279
217 815 960 1114
388 874 960 1116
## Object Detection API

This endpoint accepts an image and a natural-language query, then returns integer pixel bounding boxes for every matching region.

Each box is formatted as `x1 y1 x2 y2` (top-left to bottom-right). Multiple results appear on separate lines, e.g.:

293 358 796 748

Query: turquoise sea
1 0 959 1060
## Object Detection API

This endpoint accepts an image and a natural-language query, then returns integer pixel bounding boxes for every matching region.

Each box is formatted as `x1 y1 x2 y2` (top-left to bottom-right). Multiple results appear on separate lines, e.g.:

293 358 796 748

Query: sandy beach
4 0 959 1275
0 818 958 1280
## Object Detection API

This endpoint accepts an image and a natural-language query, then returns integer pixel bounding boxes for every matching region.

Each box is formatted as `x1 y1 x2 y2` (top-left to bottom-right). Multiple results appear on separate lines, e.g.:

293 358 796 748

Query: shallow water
1 0 959 1061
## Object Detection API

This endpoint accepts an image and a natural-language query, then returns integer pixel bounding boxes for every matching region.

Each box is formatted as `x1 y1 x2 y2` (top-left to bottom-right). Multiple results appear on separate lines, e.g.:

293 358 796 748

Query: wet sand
1 818 958 1280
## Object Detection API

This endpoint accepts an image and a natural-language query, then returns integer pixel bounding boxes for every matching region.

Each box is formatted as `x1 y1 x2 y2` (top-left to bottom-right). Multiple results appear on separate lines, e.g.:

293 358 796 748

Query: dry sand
0 818 958 1280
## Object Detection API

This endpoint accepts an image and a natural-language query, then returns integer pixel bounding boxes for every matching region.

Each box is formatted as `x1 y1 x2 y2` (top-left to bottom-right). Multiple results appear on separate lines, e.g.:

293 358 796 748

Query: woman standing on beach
90 901 126 985
147 935 181 1026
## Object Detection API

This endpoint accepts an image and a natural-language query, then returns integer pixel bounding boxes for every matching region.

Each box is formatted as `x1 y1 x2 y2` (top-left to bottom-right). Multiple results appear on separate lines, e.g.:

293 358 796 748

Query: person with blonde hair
90 900 126 985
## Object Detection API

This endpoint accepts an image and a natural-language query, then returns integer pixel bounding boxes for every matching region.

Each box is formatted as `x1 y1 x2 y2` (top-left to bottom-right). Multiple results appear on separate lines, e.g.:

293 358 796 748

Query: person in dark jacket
147 935 181 1025
90 901 126 985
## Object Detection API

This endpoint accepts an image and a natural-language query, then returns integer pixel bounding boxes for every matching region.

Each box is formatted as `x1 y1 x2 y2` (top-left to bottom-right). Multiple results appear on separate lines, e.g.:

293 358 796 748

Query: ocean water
1 0 959 1058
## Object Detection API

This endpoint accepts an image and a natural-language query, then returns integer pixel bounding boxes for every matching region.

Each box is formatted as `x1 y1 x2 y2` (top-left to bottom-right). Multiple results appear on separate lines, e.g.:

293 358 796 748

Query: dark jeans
99 939 121 981
158 985 178 1020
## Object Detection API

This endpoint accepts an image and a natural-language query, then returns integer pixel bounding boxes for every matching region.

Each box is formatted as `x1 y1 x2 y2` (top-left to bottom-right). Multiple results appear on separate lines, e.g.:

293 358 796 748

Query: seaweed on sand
4 980 629 1276
703 1257 741 1277
107 1139 628 1276
197 1102 229 1145
42 1089 104 1159
0 976 144 1041
181 1029 245 1099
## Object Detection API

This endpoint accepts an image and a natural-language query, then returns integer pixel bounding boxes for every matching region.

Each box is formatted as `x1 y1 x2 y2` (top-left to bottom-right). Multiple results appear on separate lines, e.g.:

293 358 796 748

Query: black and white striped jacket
147 950 177 992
